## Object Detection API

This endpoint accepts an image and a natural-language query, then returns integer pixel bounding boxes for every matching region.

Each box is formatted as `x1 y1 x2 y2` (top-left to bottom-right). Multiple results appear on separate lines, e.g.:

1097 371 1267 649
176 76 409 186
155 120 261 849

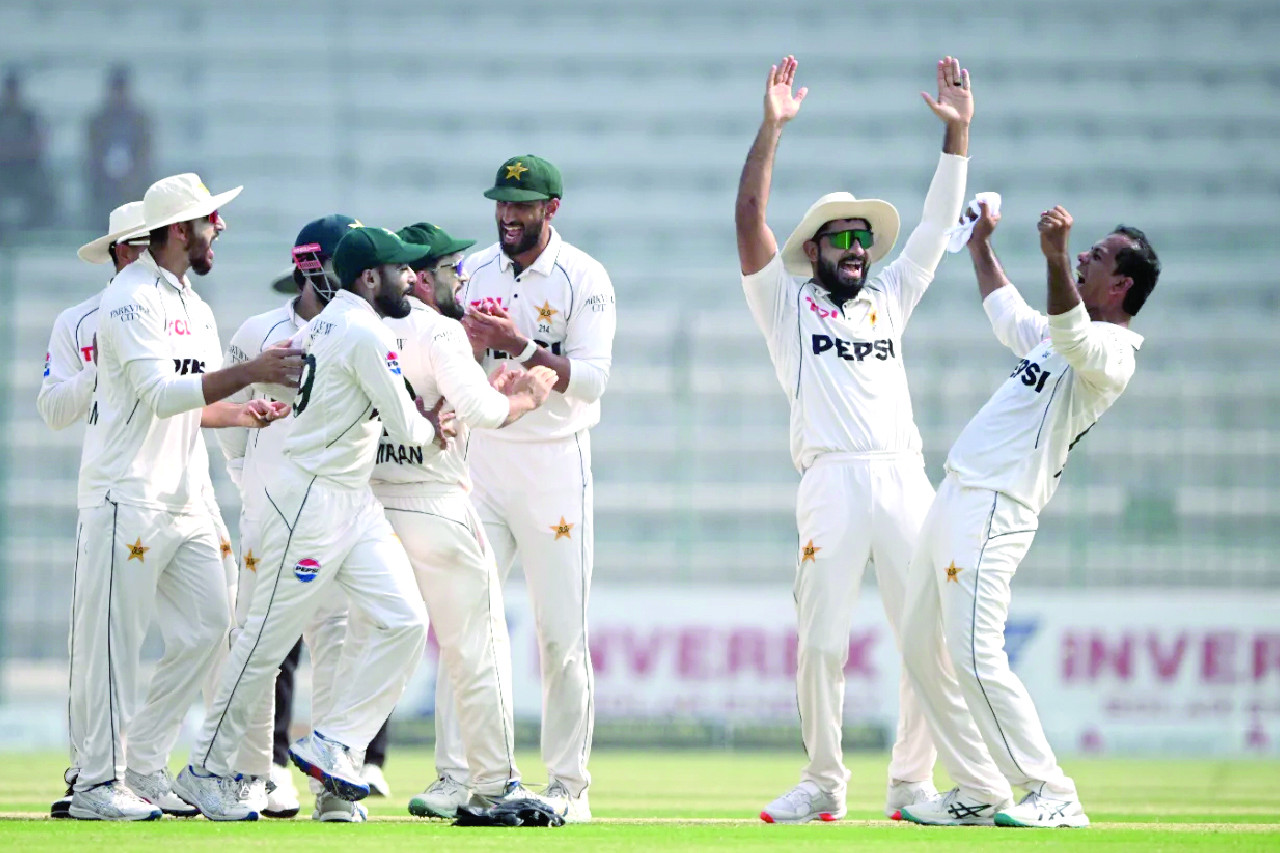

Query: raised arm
968 202 1049 357
735 55 807 276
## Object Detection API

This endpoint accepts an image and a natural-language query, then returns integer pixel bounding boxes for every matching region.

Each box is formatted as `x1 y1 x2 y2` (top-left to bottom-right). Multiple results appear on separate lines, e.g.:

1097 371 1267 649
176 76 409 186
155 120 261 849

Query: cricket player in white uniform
217 215 360 821
736 56 974 823
177 226 439 821
43 201 152 818
898 205 1159 828
70 174 299 821
44 201 239 818
377 222 557 818
442 155 616 822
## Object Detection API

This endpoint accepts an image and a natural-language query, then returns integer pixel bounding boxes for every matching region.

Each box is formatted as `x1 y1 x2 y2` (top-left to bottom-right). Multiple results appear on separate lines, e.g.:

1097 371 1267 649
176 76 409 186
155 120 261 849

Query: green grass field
0 749 1276 850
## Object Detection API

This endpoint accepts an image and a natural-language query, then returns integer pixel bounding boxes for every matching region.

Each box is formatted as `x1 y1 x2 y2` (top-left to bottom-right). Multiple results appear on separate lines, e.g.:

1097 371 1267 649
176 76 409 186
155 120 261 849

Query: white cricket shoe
408 775 471 818
760 781 846 824
362 762 392 797
995 788 1090 828
265 763 301 818
125 768 198 817
172 765 259 821
543 780 592 823
288 732 370 801
239 775 269 815
900 786 1010 826
313 790 368 822
68 780 163 821
885 779 940 819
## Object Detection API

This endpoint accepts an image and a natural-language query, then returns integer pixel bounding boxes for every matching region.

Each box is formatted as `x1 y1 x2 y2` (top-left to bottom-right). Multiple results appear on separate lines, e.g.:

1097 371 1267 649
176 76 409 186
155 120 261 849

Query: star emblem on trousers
550 517 574 540
801 539 821 563
946 561 962 583
127 537 149 562
244 549 258 573
220 538 233 559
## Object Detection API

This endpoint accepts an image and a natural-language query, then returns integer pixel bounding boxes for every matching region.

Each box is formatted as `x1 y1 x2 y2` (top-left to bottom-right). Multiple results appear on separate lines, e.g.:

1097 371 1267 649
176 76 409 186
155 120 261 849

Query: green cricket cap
483 155 563 202
396 222 476 270
332 226 432 287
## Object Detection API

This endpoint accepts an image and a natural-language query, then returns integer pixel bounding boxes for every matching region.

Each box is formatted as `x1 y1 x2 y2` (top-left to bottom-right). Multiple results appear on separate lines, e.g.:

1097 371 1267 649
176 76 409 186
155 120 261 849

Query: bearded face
372 264 414 319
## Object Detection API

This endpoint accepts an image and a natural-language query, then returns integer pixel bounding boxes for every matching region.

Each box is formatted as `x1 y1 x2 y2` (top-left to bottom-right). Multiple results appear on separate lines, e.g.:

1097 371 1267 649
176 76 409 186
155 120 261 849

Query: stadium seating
2 0 1278 654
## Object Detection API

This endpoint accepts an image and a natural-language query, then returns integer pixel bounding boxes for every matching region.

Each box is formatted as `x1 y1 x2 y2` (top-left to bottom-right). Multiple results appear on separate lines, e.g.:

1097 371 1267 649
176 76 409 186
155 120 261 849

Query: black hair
108 243 118 266
1112 225 1160 316
149 225 170 248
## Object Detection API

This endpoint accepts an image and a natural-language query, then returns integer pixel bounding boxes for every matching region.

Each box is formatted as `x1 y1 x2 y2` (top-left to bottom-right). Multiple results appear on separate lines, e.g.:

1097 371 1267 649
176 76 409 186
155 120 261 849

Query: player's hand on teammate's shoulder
967 201 1001 247
245 344 305 388
508 366 557 407
237 398 291 429
415 396 456 450
1037 205 1073 257
763 55 807 126
921 55 973 125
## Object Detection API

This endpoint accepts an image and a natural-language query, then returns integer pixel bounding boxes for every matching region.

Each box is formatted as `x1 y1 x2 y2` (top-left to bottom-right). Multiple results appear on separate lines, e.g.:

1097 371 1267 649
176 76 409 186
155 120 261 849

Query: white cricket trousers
793 452 938 795
901 474 1077 803
377 485 518 795
191 467 428 776
69 499 230 790
436 429 594 795
229 496 349 777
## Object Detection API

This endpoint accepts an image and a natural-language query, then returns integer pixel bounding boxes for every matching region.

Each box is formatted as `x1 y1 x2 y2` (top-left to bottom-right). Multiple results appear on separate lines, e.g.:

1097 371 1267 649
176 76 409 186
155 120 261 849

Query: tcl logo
80 346 95 363
166 319 193 336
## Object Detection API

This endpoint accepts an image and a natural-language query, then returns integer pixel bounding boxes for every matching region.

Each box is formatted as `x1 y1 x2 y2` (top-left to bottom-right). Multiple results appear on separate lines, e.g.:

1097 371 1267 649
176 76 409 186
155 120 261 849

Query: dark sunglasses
819 229 874 251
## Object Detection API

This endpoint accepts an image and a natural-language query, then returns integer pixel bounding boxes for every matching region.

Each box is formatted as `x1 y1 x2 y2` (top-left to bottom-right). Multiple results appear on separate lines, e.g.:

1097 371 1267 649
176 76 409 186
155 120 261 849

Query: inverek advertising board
400 586 1279 756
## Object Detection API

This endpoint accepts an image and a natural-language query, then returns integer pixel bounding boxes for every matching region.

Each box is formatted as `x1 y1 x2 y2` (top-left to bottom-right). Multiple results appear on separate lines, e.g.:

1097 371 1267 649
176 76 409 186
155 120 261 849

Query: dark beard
498 220 542 257
374 289 412 319
814 253 867 306
436 289 465 320
189 242 212 276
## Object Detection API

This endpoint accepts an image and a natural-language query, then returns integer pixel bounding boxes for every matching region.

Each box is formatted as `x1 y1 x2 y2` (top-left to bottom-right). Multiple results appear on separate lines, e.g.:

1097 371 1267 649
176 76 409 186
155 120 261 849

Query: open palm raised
921 55 974 125
764 55 808 125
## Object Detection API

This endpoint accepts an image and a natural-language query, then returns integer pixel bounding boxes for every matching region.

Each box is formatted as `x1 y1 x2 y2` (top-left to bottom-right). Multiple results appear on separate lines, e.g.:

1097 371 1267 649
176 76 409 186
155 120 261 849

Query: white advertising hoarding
401 585 1280 756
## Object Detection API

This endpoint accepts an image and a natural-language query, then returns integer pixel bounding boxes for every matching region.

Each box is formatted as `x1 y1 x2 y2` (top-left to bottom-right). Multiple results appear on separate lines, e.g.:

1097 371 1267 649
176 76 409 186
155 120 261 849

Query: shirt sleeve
350 323 437 450
563 262 616 403
983 285 1050 359
103 286 206 418
876 153 969 326
741 252 793 340
215 323 255 488
37 311 96 430
1048 302 1135 392
429 320 510 430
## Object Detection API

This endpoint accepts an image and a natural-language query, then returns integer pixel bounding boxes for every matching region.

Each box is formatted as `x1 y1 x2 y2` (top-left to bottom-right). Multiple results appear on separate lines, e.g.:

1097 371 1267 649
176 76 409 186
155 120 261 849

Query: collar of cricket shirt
498 226 562 278
137 249 191 293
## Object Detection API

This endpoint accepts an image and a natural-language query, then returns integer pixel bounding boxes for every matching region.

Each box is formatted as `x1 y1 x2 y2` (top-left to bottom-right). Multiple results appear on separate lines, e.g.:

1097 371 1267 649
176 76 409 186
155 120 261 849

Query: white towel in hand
945 191 1002 253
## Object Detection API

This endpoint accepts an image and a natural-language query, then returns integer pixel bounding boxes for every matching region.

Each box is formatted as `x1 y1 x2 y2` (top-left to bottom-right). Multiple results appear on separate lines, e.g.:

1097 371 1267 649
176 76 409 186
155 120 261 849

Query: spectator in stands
85 65 152 229
0 68 56 232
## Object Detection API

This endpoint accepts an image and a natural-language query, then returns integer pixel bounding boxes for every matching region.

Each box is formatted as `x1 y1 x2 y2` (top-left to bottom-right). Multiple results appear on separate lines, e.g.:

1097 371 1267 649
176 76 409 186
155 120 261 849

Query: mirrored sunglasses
822 229 874 251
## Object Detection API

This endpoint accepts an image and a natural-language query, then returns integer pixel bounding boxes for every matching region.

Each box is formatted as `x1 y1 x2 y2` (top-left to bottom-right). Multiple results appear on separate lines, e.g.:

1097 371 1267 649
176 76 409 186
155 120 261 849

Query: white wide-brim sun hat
780 192 901 278
143 172 243 232
77 200 149 264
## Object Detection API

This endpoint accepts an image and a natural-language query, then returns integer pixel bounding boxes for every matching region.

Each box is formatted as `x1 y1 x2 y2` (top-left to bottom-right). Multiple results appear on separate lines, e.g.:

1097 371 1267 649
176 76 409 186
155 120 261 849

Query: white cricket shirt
460 226 615 441
38 289 103 430
743 153 969 472
283 290 437 489
371 297 510 495
945 286 1143 513
217 299 307 496
77 251 222 512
